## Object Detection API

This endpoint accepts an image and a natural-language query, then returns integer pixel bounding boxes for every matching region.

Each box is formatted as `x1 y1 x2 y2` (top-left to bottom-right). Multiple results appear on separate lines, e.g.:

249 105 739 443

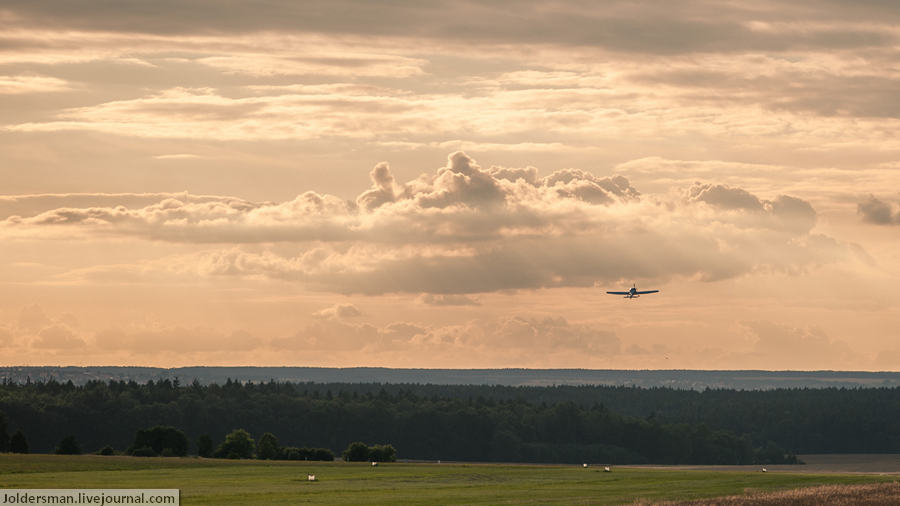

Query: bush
129 426 188 457
10 430 28 454
55 435 81 455
281 447 302 460
130 446 157 457
343 441 370 462
214 429 254 459
0 412 8 453
256 432 279 460
280 446 334 461
96 445 115 456
342 442 395 462
369 444 397 462
313 448 335 461
196 435 214 458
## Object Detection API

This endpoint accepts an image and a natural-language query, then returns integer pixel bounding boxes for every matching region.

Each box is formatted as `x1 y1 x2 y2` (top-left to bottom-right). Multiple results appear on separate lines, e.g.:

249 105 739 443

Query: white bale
308 474 316 481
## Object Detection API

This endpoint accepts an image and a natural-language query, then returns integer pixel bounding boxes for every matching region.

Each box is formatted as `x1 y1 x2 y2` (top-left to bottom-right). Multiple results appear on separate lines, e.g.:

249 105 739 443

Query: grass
0 454 896 505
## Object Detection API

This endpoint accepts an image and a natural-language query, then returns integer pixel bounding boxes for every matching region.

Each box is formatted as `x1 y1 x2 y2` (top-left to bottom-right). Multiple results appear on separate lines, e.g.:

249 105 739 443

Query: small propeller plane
607 284 659 299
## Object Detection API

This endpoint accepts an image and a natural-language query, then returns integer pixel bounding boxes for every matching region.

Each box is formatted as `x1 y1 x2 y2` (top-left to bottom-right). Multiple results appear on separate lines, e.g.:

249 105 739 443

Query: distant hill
1 366 898 390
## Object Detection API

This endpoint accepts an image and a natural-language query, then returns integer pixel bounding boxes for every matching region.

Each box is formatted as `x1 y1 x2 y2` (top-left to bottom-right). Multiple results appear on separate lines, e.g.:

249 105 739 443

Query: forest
1 379 897 464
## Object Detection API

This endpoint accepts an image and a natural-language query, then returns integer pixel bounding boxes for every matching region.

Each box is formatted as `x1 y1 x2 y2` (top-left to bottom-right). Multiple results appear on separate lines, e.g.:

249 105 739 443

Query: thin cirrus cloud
0 74 70 94
2 152 853 295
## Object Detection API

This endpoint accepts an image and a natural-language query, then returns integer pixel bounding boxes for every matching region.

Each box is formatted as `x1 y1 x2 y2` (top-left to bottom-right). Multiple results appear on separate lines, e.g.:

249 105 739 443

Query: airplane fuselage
606 284 659 299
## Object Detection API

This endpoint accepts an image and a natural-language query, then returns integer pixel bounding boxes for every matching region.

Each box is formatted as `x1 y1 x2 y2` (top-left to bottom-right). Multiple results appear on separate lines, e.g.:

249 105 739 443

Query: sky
1 0 899 370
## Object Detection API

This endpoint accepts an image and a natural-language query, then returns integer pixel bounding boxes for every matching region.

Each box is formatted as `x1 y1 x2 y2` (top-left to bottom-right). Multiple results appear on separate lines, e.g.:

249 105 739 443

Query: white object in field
583 463 588 468
604 466 611 472
308 474 316 481
761 468 767 473
372 461 378 466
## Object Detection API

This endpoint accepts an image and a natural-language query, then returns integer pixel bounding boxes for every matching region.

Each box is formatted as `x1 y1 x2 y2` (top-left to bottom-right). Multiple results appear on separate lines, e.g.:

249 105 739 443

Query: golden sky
1 1 899 370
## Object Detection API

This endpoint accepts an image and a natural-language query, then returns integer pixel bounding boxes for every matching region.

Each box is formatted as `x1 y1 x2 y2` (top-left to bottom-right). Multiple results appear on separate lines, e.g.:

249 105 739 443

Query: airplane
607 284 659 299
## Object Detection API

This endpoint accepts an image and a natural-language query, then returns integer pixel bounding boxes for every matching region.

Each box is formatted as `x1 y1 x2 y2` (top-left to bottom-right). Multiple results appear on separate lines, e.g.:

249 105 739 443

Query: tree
343 441 371 462
10 430 28 454
129 426 188 457
0 412 8 452
196 435 213 458
313 448 335 461
369 444 397 462
215 429 254 459
55 435 81 455
256 432 279 460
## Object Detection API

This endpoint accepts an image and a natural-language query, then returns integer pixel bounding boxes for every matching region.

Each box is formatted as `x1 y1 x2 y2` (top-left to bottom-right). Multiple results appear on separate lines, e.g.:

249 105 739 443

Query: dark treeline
1 379 897 464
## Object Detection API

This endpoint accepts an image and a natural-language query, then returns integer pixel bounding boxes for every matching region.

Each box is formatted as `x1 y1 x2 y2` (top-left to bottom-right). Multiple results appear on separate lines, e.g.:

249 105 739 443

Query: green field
0 454 893 505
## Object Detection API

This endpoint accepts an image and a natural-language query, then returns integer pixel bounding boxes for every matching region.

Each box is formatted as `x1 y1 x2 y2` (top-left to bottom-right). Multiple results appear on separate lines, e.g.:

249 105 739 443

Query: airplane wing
635 290 659 294
606 291 630 295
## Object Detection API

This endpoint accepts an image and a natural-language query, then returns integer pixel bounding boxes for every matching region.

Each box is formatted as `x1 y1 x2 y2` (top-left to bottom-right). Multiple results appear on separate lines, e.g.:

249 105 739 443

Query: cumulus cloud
33 324 85 349
18 304 52 331
688 183 763 211
0 192 263 221
356 162 396 211
858 195 899 225
687 183 817 233
4 305 88 350
2 152 847 294
740 320 859 370
272 314 620 361
313 303 363 320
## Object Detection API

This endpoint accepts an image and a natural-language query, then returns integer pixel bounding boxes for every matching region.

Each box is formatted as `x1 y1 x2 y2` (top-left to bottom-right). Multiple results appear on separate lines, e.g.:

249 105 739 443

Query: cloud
33 324 85 349
5 305 87 350
312 303 362 320
419 294 480 306
272 314 620 360
356 162 396 211
627 55 900 119
2 152 850 294
4 1 897 55
0 74 70 94
739 320 860 370
687 183 817 233
94 326 261 353
0 192 263 221
17 304 51 331
0 326 13 346
153 153 204 160
858 195 899 225
688 183 763 211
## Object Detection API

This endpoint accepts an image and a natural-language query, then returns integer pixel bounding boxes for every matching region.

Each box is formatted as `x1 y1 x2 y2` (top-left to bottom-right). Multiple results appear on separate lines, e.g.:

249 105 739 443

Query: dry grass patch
658 481 900 505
